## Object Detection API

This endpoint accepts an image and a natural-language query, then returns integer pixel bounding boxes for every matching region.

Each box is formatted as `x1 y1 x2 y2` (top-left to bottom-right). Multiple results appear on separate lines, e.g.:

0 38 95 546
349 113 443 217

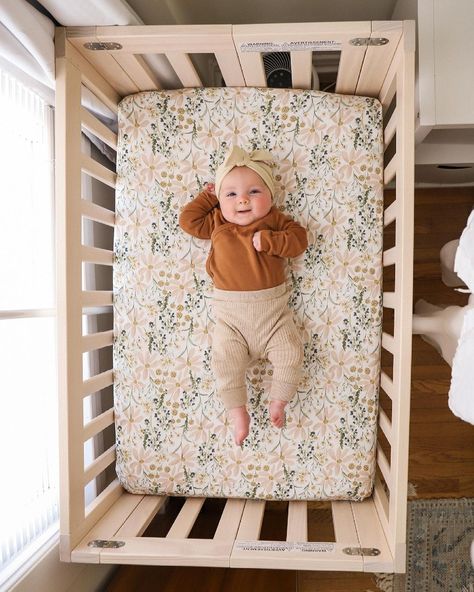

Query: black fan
263 52 292 88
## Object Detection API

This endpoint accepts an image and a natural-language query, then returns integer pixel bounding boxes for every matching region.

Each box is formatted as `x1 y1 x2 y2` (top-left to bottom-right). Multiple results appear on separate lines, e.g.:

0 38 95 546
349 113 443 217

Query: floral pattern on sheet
113 87 383 501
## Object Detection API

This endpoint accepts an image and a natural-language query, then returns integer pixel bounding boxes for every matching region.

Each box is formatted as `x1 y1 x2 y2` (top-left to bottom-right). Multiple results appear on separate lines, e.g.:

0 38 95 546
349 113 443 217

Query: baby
179 146 308 445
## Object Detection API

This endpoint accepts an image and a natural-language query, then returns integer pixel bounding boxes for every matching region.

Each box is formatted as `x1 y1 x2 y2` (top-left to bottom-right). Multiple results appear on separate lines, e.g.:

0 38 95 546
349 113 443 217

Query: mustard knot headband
215 146 275 199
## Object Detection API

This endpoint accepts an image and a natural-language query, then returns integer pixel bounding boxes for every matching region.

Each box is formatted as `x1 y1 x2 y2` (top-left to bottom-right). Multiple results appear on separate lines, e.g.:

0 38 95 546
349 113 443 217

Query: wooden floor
105 187 474 592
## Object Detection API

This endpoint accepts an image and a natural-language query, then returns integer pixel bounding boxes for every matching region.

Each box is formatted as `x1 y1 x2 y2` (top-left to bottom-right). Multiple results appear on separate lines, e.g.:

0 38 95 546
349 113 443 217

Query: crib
55 20 415 573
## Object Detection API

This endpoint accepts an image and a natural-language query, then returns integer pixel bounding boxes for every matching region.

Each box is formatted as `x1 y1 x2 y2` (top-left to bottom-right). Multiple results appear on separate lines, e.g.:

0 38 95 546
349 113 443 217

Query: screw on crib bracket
343 547 381 556
83 42 123 51
349 37 389 46
88 539 125 549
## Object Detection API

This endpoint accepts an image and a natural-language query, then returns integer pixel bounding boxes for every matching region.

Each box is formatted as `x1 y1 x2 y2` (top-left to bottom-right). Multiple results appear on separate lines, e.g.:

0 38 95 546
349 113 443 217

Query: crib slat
81 155 117 188
82 330 113 353
166 53 202 87
382 246 397 267
350 499 393 571
376 444 392 493
215 51 245 86
384 154 397 185
112 53 162 91
382 332 395 354
84 478 122 521
214 499 246 541
290 51 312 89
331 501 359 545
81 107 118 150
379 51 399 112
83 408 114 442
83 444 116 486
383 291 396 309
82 369 114 397
384 107 397 149
115 496 167 538
356 22 402 97
82 290 113 308
236 500 266 540
81 199 115 226
74 491 142 562
336 46 367 95
373 474 390 536
383 200 397 227
234 52 266 87
287 501 308 542
378 407 392 445
166 498 205 539
380 371 395 400
82 245 114 266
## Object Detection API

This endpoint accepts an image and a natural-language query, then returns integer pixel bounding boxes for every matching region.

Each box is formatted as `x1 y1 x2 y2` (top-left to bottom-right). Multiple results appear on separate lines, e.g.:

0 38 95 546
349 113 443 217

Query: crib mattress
113 87 384 501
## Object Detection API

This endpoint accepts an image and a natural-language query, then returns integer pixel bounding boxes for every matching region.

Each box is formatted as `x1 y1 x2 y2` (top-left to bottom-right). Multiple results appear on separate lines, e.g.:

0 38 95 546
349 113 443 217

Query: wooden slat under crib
71 495 393 571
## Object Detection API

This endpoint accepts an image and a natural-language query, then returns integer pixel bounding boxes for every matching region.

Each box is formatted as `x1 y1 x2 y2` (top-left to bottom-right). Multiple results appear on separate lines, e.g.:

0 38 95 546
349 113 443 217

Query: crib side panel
377 20 415 573
56 30 123 560
56 40 86 561
63 21 407 99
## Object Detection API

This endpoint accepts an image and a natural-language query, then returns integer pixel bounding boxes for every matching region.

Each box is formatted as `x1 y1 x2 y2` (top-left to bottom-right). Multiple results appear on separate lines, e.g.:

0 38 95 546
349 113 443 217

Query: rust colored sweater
179 190 308 291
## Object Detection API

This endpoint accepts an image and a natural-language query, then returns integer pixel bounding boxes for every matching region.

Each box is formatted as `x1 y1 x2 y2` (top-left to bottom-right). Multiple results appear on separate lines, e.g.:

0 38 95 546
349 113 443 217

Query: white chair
412 211 474 424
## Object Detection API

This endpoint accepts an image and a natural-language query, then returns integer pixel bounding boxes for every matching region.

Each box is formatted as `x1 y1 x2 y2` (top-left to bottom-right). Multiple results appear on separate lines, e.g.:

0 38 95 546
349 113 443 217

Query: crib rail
55 20 414 572
56 32 120 557
61 21 405 97
378 20 415 573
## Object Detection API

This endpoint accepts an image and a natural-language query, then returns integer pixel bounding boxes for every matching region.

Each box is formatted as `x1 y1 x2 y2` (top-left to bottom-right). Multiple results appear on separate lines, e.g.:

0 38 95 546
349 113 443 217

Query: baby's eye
250 189 261 195
225 192 236 198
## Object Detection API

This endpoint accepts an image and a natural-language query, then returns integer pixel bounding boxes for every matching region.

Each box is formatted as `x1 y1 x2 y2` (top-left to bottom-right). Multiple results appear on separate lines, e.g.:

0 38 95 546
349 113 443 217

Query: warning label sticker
234 540 336 553
240 40 342 53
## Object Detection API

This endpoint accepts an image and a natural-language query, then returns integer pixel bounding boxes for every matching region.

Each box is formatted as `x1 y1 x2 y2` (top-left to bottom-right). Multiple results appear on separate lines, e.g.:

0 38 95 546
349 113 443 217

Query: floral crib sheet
113 87 384 501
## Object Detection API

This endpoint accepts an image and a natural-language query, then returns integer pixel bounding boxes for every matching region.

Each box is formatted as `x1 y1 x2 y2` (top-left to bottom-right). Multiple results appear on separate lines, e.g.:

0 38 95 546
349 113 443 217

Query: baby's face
218 166 272 226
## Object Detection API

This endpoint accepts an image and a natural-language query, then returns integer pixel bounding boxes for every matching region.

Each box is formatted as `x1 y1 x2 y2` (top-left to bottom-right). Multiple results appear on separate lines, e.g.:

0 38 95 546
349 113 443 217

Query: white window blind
0 69 57 582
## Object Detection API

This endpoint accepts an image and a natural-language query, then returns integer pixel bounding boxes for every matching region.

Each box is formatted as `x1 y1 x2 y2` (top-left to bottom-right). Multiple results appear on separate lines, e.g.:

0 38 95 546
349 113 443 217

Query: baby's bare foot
228 406 250 446
269 399 288 429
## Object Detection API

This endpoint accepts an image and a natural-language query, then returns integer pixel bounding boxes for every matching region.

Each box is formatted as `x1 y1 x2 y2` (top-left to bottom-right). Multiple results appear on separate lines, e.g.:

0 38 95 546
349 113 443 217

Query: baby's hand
253 231 263 252
204 182 215 194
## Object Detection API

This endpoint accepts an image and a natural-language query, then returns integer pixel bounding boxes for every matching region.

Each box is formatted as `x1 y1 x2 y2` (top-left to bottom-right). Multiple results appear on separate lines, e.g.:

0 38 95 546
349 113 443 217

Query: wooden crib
55 20 414 573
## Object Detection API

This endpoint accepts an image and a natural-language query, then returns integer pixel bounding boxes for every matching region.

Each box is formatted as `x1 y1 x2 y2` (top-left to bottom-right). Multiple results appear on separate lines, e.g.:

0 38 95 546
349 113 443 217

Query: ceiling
127 0 399 25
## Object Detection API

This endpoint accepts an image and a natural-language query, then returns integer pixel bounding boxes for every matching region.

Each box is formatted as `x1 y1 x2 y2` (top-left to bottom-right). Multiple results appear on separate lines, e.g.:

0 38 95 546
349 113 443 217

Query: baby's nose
239 197 250 204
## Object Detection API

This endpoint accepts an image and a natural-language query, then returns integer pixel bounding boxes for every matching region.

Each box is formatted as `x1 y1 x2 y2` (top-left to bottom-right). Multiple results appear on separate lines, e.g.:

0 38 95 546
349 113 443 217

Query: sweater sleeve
179 190 219 239
259 210 308 258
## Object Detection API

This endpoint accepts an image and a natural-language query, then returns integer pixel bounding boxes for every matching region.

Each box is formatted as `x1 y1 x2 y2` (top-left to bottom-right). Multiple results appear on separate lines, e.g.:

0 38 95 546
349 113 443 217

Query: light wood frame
55 21 415 573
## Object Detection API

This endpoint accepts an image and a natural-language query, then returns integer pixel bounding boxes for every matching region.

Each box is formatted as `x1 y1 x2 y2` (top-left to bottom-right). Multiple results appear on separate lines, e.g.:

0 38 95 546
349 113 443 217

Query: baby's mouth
237 209 251 213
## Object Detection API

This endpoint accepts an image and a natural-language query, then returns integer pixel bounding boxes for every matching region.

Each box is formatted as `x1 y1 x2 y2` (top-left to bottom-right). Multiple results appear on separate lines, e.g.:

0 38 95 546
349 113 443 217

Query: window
0 69 57 584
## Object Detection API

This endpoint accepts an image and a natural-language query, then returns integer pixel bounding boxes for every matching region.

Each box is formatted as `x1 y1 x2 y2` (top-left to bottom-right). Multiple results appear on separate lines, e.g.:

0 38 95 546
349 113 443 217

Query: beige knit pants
211 283 304 410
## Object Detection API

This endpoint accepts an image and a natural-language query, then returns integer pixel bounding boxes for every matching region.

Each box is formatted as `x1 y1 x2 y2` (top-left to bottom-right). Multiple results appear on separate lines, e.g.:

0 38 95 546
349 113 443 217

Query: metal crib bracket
349 37 389 46
343 547 381 556
83 42 123 51
88 539 126 549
